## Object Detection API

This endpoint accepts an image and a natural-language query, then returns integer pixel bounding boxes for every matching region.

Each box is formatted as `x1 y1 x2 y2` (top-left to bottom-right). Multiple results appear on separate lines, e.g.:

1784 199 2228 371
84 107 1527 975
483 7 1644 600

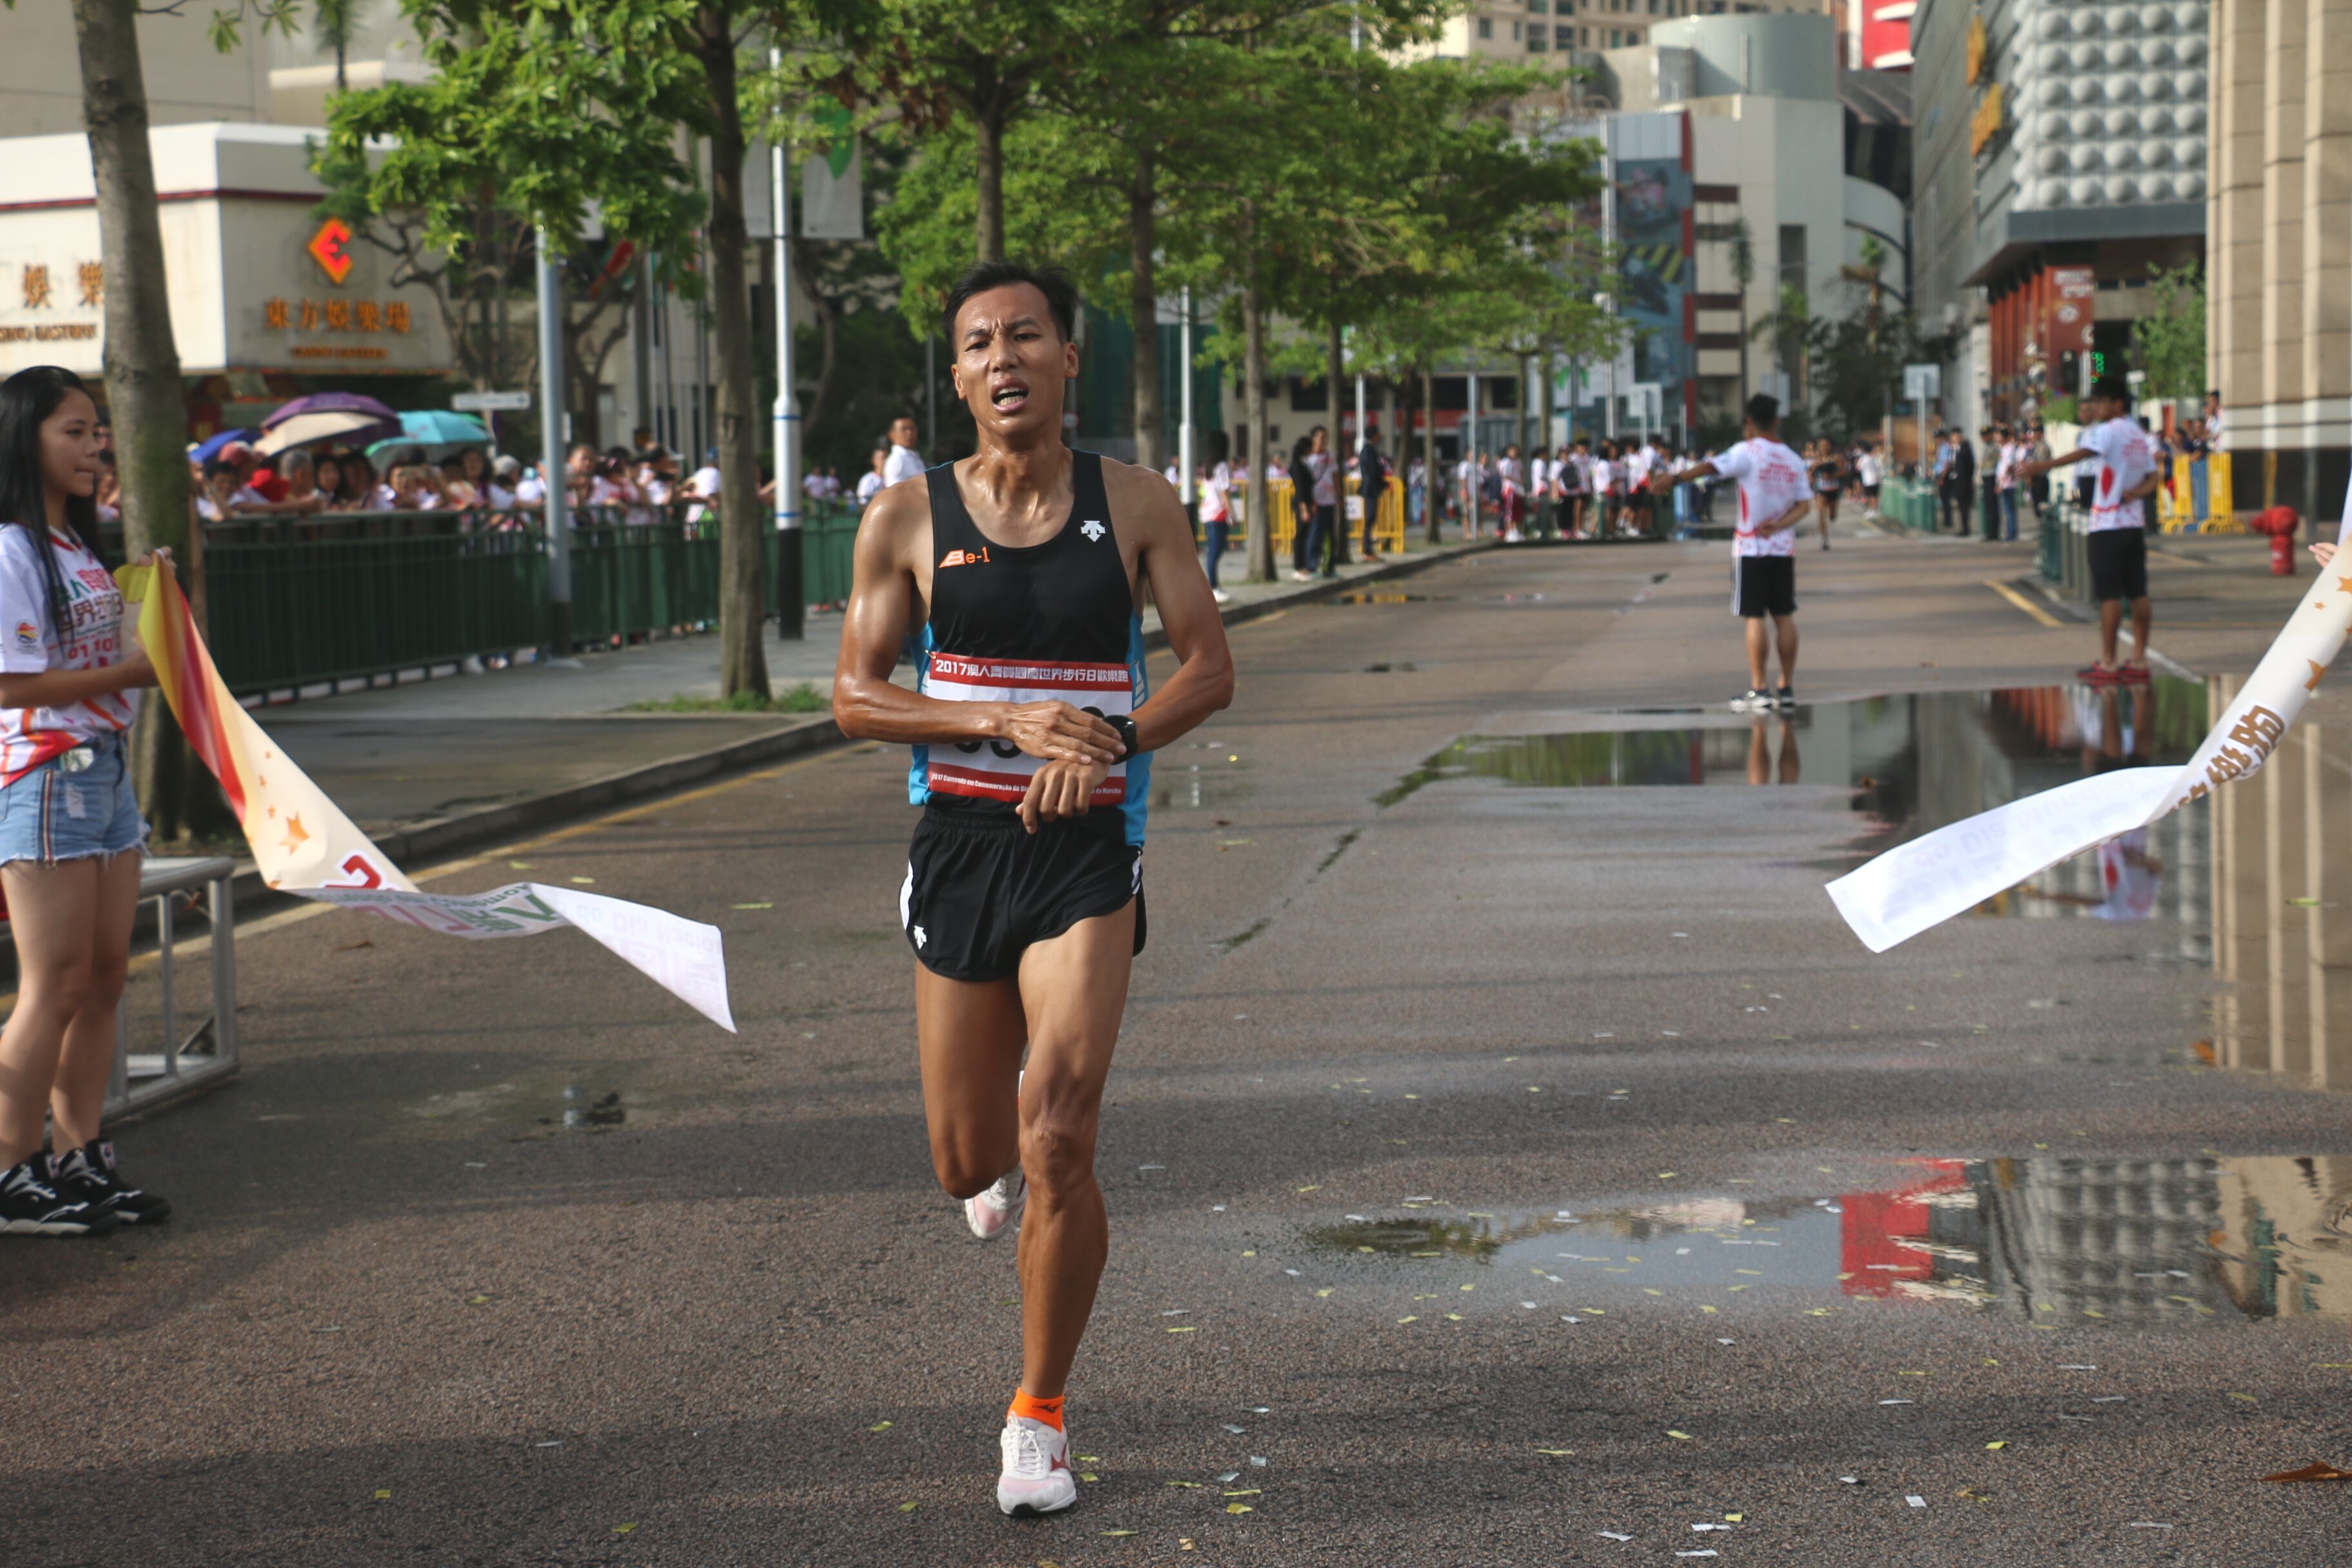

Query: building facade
2207 0 2352 522
1912 0 2206 441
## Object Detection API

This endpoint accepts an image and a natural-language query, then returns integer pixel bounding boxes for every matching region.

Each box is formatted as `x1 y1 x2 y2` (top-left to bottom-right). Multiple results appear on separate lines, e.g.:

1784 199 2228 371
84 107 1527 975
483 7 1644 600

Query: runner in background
1656 393 1813 711
1200 451 1233 605
1808 438 1841 551
1497 444 1524 543
2019 377 2162 683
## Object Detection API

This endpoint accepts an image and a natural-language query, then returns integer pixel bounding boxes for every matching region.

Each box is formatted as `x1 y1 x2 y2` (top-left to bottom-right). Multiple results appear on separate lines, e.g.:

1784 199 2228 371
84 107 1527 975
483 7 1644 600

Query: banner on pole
119 565 736 1030
1827 516 2352 953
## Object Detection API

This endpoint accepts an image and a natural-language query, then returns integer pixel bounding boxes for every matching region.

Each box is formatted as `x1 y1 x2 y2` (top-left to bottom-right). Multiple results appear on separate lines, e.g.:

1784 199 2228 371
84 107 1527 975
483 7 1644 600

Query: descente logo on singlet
939 547 992 568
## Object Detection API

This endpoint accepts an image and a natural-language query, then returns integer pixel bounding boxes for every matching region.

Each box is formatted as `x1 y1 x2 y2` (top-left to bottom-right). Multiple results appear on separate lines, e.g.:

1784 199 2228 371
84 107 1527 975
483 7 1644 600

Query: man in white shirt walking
2019 377 2162 683
883 415 925 488
1656 394 1814 711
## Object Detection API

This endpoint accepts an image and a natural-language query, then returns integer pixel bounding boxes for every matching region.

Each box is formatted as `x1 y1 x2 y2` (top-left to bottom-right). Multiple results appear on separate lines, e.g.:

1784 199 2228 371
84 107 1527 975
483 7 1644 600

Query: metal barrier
201 500 861 696
102 856 239 1118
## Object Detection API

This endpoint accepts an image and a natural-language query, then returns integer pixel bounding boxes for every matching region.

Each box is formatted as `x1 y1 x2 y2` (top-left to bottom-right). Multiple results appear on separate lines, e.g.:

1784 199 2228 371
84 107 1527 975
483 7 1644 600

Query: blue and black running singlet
906 449 1153 847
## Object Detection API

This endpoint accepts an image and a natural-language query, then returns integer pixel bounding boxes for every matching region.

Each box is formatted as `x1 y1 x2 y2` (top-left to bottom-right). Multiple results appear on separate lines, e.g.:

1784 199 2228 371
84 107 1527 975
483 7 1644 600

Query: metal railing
101 856 239 1118
197 500 861 696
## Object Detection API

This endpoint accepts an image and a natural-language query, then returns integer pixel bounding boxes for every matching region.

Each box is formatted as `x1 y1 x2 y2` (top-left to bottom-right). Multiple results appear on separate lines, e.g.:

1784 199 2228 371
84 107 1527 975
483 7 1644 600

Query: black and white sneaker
1774 686 1797 711
52 1140 171 1225
0 1152 119 1237
1730 689 1773 712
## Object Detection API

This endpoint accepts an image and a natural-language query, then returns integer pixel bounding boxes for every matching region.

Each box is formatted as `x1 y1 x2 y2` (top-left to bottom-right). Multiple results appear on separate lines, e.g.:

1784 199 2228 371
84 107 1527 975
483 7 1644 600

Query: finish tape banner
118 564 736 1032
1827 540 2352 954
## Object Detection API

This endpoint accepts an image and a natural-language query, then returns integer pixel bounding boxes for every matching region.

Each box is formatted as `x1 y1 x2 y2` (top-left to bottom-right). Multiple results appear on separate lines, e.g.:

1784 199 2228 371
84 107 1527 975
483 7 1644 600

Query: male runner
833 260 1236 1517
1656 393 1812 710
2018 376 2161 682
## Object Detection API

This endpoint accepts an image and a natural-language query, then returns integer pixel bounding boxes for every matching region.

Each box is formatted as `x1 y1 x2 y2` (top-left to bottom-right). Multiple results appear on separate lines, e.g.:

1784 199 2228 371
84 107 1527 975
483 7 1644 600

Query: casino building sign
0 121 453 380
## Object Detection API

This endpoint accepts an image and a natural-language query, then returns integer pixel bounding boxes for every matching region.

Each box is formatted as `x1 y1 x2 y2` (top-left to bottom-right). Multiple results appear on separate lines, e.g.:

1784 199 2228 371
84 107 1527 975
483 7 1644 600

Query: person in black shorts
834 261 1234 1518
2019 378 2161 681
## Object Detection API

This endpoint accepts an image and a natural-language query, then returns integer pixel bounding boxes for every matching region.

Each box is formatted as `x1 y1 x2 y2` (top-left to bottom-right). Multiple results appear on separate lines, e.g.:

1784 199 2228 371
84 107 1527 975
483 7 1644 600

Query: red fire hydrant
2249 505 2300 575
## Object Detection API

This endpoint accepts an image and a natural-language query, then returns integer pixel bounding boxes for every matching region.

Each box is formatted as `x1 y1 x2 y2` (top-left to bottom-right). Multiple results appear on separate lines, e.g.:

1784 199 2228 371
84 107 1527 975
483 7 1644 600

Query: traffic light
2090 351 2107 379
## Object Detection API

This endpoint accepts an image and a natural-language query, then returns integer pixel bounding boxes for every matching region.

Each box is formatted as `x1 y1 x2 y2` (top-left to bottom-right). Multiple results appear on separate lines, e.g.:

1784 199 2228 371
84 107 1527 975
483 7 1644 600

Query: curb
219 540 1496 918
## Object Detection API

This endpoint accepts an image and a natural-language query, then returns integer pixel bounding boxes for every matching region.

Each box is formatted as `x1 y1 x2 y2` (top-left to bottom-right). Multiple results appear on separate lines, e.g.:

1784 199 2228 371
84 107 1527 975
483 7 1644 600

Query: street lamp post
534 226 572 662
770 48 803 640
1179 286 1195 516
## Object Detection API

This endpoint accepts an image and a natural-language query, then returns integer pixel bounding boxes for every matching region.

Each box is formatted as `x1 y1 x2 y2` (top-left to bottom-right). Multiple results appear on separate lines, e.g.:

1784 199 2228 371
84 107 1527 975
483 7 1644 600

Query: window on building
1778 224 1807 297
1511 18 1522 37
1530 30 1547 48
1289 376 1328 412
1529 0 1547 10
1557 21 1575 40
1478 15 1492 36
1582 24 1591 42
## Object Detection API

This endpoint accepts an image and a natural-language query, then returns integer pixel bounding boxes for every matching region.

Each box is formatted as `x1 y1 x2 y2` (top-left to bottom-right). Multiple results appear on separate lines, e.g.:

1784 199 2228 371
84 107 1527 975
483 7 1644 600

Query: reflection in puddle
1302 1156 2352 1327
2208 678 2352 1092
1388 680 2215 945
555 1088 625 1130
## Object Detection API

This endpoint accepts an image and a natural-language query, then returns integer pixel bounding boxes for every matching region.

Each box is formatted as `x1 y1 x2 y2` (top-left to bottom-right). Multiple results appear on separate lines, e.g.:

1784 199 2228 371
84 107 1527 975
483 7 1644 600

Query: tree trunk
1326 315 1349 565
74 0 210 839
1243 255 1273 584
973 95 1006 262
1422 364 1439 544
1128 150 1161 473
695 8 778 684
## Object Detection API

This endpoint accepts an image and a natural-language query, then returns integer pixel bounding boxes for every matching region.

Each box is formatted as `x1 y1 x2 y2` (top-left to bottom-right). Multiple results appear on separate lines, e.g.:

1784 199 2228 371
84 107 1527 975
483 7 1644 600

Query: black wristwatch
1107 713 1141 760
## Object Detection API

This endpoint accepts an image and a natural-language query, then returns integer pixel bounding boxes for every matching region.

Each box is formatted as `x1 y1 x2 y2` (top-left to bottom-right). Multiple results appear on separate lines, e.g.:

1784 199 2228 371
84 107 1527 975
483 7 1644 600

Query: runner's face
950 284 1075 442
39 389 102 502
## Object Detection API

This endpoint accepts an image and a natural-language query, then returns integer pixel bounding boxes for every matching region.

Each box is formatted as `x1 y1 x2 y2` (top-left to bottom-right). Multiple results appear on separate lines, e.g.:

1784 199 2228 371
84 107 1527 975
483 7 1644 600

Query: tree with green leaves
326 0 827 695
2131 262 2205 401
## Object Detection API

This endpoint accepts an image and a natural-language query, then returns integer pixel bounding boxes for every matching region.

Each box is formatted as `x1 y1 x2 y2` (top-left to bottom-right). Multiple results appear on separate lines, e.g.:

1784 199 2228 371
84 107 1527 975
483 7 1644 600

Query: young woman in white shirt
0 367 172 1237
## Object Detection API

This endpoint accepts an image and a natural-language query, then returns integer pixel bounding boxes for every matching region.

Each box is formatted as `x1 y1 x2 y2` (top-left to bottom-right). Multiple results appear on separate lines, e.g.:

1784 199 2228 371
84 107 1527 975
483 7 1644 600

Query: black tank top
906 450 1153 843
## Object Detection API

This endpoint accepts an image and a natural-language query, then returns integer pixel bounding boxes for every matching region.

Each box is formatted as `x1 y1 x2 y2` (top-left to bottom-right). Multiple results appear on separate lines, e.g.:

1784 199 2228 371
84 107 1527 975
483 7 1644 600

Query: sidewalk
259 536 1485 856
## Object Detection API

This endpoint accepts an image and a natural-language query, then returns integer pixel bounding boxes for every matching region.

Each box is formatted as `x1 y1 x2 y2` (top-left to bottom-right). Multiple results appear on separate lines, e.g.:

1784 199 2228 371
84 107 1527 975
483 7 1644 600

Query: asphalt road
6 525 2351 1567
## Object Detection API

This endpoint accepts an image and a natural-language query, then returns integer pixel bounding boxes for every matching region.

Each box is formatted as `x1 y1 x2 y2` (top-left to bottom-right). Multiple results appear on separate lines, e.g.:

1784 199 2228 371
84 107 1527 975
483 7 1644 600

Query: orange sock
1008 1389 1064 1431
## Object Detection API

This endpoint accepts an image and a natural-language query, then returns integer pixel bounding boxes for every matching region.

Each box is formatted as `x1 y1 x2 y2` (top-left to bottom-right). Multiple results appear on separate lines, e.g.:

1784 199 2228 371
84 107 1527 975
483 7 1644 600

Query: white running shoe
965 1166 1026 1240
997 1414 1078 1516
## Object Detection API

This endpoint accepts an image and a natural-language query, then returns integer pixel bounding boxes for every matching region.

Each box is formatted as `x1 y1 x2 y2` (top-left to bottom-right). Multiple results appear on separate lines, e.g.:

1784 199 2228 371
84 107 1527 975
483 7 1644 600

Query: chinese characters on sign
0 262 99 344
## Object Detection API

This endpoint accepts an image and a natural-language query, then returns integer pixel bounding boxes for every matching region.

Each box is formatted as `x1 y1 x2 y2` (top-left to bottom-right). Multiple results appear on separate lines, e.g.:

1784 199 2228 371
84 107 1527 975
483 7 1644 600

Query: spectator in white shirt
883 416 925 487
856 446 889 505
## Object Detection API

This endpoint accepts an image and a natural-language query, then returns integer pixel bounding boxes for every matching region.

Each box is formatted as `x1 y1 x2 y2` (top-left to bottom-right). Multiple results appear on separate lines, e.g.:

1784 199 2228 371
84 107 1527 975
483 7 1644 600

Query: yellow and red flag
118 563 411 895
115 564 735 1030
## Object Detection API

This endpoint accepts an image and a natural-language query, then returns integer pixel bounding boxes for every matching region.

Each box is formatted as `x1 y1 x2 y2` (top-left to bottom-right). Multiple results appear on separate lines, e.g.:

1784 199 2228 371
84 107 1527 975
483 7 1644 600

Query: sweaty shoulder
1098 456 1186 543
860 468 935 562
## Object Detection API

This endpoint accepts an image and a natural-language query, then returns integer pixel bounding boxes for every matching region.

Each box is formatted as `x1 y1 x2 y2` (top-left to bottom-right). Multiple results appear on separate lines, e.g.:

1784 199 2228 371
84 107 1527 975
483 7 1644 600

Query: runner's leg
1774 612 1798 689
1745 618 1770 692
1012 901 1135 1398
2098 598 2124 669
916 968 1028 1200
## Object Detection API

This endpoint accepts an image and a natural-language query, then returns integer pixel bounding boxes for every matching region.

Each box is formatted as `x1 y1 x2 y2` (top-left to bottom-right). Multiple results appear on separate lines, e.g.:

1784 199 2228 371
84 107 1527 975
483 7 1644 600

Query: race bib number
923 655 1132 805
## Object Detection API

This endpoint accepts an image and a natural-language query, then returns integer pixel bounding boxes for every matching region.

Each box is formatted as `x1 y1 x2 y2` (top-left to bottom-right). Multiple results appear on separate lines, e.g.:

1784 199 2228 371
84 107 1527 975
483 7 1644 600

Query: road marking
1984 578 2064 628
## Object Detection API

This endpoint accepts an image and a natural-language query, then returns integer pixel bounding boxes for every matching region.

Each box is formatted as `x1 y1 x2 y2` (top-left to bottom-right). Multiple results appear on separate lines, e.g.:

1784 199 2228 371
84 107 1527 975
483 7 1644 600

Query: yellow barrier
2156 451 2241 534
1225 473 1404 564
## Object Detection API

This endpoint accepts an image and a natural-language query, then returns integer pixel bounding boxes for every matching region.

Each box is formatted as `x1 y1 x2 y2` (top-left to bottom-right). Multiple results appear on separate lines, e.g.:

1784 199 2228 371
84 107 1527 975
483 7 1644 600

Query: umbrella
261 391 399 429
254 409 401 455
397 409 491 447
189 428 256 464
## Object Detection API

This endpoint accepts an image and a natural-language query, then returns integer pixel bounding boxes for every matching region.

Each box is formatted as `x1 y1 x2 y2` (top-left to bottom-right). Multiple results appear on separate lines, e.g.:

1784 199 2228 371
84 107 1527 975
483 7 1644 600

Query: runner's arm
1651 460 1720 492
831 481 1122 764
1122 466 1236 755
1753 499 1814 537
1014 467 1237 832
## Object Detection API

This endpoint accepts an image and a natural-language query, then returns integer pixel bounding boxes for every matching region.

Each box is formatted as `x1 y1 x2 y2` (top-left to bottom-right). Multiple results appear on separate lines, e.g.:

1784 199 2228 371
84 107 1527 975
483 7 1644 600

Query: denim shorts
0 732 147 868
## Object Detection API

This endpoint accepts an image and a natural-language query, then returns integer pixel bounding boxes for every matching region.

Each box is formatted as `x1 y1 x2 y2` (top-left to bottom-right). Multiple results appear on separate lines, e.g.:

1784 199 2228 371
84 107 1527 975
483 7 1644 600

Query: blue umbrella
190 428 256 464
398 410 491 446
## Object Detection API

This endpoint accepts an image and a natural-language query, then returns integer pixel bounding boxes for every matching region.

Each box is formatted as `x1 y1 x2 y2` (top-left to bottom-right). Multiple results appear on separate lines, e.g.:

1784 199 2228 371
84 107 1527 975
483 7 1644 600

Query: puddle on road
553 1087 626 1130
1302 1155 2352 1328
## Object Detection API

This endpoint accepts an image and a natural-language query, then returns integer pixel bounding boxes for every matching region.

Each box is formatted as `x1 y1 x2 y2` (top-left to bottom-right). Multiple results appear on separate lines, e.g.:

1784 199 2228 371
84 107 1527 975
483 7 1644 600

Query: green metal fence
202 501 863 695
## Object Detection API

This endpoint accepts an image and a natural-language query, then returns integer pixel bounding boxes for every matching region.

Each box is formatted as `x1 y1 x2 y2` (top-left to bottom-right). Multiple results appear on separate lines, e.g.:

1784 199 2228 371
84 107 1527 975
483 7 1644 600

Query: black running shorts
900 807 1146 983
1732 554 1798 618
2086 527 2149 602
